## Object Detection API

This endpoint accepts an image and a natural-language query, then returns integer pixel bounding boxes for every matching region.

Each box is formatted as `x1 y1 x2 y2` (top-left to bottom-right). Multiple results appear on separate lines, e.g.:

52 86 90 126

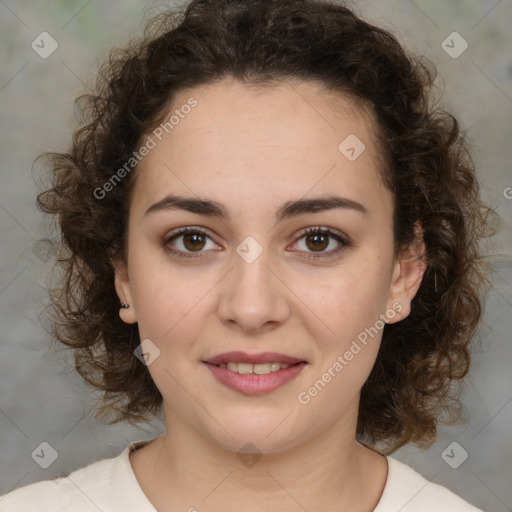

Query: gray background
0 0 511 510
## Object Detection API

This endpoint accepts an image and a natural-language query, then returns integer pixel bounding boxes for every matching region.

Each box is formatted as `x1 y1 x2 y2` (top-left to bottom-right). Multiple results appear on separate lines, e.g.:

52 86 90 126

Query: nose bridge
217 235 289 331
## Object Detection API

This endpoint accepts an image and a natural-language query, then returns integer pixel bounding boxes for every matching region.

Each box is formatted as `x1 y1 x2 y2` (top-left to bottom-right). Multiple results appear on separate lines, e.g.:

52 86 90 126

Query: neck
130 402 388 512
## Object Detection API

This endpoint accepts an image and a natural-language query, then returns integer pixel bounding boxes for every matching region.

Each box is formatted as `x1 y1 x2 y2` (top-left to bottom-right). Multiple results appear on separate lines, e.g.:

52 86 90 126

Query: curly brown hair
36 0 497 453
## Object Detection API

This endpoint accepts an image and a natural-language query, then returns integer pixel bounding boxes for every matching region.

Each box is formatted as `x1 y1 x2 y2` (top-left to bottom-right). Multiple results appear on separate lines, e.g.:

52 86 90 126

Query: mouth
203 351 307 372
205 360 304 375
202 351 308 394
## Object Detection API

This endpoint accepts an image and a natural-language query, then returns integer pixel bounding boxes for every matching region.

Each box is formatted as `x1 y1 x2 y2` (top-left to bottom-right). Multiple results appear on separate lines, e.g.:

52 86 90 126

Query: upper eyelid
165 225 349 249
165 226 218 243
298 226 349 240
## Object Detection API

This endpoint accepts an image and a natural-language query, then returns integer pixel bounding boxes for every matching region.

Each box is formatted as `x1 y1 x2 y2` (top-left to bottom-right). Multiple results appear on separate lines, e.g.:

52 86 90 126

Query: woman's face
114 77 425 453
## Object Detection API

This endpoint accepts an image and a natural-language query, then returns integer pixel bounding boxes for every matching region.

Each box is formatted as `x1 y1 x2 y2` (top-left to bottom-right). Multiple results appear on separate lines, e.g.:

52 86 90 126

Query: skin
113 77 426 512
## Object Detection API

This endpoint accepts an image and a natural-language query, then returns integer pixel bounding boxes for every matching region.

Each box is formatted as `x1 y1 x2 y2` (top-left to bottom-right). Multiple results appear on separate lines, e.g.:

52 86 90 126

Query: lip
203 351 306 366
203 361 307 395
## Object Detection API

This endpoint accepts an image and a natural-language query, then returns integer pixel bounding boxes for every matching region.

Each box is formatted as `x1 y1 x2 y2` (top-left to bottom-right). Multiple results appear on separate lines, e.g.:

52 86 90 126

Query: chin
215 432 300 456
202 413 306 456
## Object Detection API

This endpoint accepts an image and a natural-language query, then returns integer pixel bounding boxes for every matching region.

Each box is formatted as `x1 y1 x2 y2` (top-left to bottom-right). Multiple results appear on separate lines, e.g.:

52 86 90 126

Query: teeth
219 362 292 375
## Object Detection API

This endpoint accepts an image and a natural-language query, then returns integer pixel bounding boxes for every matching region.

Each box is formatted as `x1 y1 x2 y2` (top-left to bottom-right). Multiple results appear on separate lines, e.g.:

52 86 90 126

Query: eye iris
183 232 206 251
306 233 328 251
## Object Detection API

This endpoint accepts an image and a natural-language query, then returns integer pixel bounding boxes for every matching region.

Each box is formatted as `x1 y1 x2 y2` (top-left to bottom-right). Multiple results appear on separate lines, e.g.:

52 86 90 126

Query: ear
111 255 137 324
386 222 427 324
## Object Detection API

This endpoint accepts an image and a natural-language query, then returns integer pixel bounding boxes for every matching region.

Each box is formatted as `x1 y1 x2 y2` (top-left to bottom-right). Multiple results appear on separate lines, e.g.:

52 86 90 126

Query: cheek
296 275 386 411
290 257 392 388
128 239 218 335
295 258 391 332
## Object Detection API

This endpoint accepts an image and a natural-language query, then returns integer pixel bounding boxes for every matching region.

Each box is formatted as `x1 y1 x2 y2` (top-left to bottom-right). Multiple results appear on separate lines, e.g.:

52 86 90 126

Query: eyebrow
144 193 368 221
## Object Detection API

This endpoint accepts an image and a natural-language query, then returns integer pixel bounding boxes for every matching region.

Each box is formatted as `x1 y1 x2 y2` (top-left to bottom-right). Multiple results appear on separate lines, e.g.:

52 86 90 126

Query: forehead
131 78 390 219
165 78 376 149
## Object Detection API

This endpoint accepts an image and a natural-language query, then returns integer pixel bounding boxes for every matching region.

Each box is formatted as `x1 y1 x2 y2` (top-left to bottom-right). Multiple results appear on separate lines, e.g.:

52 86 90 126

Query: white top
0 437 484 511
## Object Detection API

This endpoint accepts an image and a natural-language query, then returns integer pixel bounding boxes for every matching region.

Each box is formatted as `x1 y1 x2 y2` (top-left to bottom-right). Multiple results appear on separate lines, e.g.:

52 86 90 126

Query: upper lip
203 351 307 366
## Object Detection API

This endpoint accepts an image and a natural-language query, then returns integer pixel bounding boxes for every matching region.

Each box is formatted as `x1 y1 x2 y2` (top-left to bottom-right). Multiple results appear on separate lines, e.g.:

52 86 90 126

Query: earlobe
386 222 427 323
111 256 137 324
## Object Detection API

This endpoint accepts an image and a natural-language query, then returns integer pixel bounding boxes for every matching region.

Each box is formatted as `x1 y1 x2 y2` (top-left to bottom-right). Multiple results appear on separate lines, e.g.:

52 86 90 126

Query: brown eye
305 232 329 252
293 227 352 260
182 231 206 251
164 227 219 258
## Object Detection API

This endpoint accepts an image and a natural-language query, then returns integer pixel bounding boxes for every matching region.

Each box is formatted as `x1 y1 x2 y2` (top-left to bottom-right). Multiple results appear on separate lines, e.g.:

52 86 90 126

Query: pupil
184 232 205 251
308 233 327 251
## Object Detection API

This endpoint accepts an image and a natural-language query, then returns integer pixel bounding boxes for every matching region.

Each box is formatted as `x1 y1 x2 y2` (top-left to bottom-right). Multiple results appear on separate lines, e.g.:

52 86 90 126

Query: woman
0 0 494 510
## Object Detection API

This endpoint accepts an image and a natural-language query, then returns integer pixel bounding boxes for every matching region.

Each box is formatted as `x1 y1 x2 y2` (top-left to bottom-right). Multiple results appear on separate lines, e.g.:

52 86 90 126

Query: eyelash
163 226 352 260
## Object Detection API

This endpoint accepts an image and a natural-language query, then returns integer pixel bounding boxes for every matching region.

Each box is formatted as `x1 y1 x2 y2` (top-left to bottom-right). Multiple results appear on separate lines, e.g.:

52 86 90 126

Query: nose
216 242 291 334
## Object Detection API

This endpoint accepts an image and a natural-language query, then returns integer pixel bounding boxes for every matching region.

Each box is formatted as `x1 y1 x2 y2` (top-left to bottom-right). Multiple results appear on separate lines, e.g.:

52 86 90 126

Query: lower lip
203 362 307 395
